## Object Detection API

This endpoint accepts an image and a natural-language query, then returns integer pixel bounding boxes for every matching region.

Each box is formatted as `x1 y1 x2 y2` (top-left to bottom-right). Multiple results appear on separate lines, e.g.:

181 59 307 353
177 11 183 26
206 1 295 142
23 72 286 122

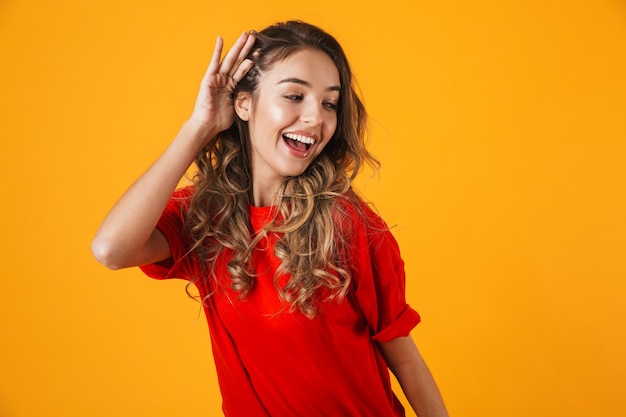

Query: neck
250 157 293 206
251 177 283 207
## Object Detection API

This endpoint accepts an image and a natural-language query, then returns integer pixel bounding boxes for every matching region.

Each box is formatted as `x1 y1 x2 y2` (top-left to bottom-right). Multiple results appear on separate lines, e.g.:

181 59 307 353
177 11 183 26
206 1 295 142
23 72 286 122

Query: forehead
261 48 341 90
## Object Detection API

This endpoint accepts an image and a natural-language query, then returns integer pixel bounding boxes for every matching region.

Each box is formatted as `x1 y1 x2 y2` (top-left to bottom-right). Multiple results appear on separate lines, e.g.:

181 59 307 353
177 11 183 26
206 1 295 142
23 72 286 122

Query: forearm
381 336 449 417
394 353 448 417
92 32 255 270
91 121 215 269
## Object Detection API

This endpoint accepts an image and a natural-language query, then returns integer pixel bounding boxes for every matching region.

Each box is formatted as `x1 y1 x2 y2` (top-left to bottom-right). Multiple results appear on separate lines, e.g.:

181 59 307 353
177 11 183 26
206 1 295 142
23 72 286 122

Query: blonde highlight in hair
184 21 379 317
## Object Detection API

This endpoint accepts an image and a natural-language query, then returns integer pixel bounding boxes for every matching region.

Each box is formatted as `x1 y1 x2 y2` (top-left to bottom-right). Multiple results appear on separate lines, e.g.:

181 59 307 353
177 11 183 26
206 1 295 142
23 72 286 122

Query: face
236 48 340 193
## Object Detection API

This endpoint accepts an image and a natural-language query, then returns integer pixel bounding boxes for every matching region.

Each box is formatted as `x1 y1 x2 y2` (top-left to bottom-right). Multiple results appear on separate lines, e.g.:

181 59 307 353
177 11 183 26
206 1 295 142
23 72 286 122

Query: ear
234 92 252 121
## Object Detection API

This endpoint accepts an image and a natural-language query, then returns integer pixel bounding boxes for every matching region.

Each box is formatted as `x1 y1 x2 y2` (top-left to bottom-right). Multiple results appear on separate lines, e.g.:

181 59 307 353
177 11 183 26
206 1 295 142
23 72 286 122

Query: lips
282 132 316 151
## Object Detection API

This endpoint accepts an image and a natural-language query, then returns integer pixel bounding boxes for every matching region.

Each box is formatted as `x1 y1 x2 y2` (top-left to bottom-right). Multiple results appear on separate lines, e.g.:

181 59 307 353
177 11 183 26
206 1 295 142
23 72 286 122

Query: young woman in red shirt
92 20 449 417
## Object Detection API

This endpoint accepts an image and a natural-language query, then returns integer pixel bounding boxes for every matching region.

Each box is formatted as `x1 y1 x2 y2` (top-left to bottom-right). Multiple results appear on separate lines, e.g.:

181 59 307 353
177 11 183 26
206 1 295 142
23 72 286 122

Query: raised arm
380 336 449 417
91 31 256 270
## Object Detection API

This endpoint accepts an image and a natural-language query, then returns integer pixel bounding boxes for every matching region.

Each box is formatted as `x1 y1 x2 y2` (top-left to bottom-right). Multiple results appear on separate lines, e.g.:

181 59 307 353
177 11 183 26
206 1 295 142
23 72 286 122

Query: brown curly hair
185 21 379 317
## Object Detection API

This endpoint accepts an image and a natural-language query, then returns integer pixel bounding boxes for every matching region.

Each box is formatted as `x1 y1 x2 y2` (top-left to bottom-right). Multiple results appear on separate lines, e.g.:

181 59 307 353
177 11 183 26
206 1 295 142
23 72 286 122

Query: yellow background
1 0 625 416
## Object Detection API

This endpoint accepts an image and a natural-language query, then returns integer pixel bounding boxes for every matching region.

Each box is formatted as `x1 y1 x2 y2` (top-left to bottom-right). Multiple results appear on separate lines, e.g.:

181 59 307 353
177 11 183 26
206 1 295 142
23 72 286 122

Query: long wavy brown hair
185 21 379 317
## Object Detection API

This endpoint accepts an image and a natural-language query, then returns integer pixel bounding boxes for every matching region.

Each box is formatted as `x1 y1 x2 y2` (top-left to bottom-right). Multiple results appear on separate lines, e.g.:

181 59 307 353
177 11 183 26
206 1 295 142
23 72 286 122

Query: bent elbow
91 237 125 270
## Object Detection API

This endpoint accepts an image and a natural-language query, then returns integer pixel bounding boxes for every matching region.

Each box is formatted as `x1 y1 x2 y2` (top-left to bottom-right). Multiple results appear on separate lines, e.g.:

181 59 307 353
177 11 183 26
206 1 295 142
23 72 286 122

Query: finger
205 35 224 77
228 31 257 77
218 31 252 74
231 58 255 83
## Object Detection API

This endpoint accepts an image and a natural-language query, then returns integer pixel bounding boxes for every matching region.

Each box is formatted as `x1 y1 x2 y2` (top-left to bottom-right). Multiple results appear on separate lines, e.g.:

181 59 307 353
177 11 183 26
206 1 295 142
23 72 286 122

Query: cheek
250 99 290 127
265 106 286 124
324 115 338 138
263 101 296 126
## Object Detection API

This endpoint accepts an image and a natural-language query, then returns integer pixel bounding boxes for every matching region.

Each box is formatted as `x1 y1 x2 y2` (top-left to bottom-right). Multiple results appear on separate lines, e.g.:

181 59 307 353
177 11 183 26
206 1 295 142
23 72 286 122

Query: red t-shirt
140 187 420 417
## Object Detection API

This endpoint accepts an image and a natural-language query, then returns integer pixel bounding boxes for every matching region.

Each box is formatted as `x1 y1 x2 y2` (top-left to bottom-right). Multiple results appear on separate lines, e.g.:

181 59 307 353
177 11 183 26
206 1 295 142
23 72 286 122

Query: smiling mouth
283 133 315 151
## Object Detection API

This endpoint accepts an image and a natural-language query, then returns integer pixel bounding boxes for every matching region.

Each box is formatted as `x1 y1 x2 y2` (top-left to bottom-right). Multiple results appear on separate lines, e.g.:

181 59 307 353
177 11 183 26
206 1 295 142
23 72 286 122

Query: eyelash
284 95 338 111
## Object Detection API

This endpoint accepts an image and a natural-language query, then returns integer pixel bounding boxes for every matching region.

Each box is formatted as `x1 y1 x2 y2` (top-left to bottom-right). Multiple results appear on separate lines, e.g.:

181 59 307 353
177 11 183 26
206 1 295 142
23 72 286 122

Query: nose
300 99 323 126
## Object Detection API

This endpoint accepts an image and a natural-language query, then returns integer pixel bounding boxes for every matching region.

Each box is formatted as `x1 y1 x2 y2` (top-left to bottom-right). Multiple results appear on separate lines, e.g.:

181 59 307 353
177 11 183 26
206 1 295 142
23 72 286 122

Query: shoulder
153 185 197 230
172 185 196 201
166 185 196 212
332 190 391 248
334 189 388 230
334 191 405 288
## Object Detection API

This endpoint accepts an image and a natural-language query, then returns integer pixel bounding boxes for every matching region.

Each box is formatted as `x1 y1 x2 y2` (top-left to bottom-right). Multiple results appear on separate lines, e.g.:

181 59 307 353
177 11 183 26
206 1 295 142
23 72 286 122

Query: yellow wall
1 0 625 416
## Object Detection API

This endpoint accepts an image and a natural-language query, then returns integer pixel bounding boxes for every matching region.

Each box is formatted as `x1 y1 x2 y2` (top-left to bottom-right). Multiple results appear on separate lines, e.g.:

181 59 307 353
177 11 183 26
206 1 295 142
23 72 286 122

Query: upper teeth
284 133 315 145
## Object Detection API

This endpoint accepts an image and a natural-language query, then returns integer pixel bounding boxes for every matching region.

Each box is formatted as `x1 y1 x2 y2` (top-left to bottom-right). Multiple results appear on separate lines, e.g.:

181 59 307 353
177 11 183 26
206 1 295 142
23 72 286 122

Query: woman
92 20 449 417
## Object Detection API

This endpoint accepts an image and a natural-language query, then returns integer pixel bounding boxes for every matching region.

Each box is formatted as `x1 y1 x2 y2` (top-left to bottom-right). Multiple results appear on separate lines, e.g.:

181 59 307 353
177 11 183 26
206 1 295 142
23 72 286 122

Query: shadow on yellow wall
1 0 625 416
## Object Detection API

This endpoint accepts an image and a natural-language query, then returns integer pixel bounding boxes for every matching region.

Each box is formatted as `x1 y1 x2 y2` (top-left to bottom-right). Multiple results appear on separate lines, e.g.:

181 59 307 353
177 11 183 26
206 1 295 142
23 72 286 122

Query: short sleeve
139 186 197 281
345 198 421 343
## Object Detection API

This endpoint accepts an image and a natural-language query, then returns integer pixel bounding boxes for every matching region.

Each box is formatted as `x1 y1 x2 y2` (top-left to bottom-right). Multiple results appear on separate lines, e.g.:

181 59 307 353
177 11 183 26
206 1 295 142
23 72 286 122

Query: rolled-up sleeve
349 201 421 343
139 186 195 281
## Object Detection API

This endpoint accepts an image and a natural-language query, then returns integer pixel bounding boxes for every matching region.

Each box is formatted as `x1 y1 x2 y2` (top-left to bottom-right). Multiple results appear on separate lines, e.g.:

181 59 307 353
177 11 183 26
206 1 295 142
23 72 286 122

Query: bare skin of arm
91 32 256 269
380 336 450 417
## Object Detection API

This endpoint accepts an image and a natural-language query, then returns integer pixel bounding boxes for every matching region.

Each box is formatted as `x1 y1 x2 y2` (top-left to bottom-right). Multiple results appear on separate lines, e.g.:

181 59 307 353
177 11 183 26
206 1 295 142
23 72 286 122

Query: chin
280 164 311 179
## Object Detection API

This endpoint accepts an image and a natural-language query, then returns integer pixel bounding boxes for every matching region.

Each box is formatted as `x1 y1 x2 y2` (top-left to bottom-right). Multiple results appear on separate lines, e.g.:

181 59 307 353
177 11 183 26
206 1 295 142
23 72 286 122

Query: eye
284 94 303 101
323 101 338 111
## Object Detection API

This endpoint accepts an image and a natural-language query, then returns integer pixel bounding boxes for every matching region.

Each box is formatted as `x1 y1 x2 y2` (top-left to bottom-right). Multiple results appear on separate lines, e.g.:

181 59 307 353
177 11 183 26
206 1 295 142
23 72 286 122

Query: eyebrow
277 77 341 92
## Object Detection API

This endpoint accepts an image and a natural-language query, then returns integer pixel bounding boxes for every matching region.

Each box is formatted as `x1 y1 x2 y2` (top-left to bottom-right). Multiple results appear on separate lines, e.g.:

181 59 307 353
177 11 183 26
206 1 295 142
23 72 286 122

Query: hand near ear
92 31 256 271
189 31 256 142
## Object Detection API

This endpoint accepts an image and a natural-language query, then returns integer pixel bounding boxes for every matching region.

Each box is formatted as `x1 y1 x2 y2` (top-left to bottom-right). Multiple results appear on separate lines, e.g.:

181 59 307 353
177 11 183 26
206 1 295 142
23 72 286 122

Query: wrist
179 119 220 151
167 120 215 160
183 117 220 140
